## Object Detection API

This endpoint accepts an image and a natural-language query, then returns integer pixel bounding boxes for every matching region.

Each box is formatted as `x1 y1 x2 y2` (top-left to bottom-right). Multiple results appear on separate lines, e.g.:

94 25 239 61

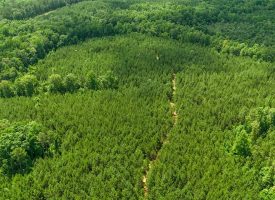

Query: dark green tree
85 70 98 90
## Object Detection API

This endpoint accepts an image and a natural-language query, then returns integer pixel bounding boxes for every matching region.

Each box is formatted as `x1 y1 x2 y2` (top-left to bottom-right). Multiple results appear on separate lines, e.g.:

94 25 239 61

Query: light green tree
232 126 251 157
63 73 79 93
48 74 64 93
0 80 14 98
14 74 38 97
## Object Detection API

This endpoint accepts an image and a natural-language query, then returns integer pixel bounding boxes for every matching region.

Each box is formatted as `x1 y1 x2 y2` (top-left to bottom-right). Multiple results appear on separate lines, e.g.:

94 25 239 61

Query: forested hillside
0 0 274 199
0 0 86 20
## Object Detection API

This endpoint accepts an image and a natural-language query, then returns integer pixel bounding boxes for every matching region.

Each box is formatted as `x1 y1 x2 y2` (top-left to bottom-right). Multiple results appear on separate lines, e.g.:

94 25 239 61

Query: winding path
142 73 177 198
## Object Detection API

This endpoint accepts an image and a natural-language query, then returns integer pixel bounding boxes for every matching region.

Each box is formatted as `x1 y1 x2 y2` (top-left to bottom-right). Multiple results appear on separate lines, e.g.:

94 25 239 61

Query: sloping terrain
0 34 274 199
0 0 274 199
0 0 86 20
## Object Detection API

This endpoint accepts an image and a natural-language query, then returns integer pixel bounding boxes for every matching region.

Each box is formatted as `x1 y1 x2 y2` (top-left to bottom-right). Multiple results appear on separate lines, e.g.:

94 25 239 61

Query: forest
0 0 274 199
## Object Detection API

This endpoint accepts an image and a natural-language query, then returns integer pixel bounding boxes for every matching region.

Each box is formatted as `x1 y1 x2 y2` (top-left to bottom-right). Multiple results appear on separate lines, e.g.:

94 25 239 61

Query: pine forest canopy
0 0 274 199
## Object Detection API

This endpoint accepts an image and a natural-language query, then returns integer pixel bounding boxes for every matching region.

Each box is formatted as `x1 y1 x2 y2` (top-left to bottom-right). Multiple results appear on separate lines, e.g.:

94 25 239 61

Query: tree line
0 0 274 85
0 0 86 20
0 70 118 98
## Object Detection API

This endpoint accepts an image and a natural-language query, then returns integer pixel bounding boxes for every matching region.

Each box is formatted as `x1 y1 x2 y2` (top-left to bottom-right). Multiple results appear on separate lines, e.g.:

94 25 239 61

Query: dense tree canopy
0 0 274 199
0 120 56 176
0 34 273 199
0 0 274 84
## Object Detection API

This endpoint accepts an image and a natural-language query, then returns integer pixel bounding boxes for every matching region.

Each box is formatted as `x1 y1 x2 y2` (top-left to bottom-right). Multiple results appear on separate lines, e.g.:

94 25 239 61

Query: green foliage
230 107 275 157
0 0 274 198
0 80 14 98
0 35 176 199
0 120 55 176
97 71 118 90
0 1 116 82
0 71 117 98
47 74 64 94
0 0 274 83
142 39 274 199
63 73 80 93
232 126 251 157
260 166 274 188
0 34 272 199
86 70 98 90
260 188 275 200
14 75 38 97
246 107 275 140
0 0 86 20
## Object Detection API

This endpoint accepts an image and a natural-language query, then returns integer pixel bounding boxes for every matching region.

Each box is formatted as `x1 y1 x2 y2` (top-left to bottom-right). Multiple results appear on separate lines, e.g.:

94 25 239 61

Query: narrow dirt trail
142 73 177 198
42 10 55 16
